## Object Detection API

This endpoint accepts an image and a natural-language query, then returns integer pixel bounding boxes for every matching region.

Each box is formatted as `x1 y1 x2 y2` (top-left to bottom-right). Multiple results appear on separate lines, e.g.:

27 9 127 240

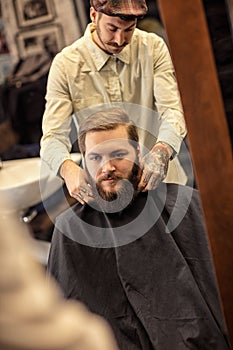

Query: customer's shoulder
55 202 84 229
166 183 197 196
166 183 199 204
151 183 200 212
149 183 204 234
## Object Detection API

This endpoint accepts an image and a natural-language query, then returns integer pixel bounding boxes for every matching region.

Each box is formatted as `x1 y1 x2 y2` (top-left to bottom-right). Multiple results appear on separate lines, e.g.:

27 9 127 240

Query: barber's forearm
151 141 173 159
41 105 73 175
153 68 187 152
40 137 72 176
60 159 79 179
156 119 186 155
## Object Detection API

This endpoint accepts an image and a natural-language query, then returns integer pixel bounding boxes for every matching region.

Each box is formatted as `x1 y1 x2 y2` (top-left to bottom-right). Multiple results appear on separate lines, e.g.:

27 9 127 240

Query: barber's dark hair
78 108 138 155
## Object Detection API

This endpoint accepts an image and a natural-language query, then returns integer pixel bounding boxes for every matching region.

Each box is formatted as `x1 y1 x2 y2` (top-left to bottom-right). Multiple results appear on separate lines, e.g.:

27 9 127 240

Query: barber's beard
87 163 140 213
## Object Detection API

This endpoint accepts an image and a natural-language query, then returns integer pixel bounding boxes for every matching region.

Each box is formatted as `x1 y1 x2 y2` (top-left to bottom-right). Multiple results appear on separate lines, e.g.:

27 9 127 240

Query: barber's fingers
138 169 162 191
138 149 169 192
71 191 85 205
138 170 151 191
62 162 93 204
79 185 93 198
69 167 94 204
138 161 165 191
140 172 163 192
71 184 94 205
71 192 93 205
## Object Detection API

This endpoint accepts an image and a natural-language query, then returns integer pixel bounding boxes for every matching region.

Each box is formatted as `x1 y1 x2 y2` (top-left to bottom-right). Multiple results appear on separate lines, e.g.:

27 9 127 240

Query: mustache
107 42 128 48
98 173 123 182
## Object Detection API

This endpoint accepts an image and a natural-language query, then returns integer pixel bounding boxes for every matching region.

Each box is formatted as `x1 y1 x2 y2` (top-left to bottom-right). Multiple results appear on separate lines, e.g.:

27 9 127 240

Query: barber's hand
138 143 171 192
60 160 93 204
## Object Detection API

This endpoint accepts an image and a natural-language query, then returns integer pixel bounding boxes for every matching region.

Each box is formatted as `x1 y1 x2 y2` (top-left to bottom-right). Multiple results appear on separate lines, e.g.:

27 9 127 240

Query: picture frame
16 24 65 59
14 0 56 28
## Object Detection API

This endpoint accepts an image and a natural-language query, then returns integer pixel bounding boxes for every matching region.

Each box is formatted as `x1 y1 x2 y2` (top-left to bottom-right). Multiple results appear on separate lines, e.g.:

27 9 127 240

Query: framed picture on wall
16 24 64 59
14 0 56 28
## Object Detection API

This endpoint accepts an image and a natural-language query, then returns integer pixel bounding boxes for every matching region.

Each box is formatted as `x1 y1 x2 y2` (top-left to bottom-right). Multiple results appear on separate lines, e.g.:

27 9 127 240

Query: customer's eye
89 155 101 161
114 152 127 159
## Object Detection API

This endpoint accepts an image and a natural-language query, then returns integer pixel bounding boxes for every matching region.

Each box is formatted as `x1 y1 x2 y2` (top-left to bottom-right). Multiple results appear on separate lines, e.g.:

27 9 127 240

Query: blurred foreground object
0 196 118 350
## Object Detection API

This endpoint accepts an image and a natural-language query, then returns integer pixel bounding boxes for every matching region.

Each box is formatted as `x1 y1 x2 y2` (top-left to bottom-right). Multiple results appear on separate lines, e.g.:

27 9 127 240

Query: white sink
0 153 82 213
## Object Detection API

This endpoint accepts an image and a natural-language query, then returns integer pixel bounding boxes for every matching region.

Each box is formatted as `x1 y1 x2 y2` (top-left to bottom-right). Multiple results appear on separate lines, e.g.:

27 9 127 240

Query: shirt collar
84 23 130 70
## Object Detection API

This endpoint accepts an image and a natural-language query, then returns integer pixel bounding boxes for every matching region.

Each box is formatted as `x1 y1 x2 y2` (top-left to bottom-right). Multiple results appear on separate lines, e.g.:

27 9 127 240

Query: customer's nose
101 159 116 173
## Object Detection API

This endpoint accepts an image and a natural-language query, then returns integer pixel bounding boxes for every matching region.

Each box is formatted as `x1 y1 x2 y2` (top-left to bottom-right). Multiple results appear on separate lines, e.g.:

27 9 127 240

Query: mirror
203 0 233 145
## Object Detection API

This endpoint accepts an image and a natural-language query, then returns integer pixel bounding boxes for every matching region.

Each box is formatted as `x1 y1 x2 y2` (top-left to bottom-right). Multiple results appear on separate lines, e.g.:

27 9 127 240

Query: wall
0 0 88 157
0 4 13 84
203 0 233 144
1 0 84 64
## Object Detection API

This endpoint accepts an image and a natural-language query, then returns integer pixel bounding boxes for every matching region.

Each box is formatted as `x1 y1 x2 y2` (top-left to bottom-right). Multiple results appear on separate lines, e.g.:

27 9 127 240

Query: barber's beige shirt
41 24 187 183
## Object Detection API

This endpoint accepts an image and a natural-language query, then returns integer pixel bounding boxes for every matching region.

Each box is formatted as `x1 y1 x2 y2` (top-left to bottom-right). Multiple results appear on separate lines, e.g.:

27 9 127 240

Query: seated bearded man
47 108 230 350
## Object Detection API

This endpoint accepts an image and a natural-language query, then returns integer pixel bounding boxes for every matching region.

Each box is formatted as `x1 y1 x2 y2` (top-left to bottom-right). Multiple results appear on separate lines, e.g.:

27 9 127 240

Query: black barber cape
48 184 229 349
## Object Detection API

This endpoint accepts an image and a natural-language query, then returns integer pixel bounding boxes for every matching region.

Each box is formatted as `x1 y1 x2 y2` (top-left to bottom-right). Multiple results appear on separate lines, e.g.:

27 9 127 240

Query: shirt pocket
72 96 105 113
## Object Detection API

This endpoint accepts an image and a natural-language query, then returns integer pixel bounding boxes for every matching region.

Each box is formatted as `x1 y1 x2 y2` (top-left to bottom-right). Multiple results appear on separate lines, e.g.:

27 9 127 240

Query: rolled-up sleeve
153 38 187 153
40 53 74 175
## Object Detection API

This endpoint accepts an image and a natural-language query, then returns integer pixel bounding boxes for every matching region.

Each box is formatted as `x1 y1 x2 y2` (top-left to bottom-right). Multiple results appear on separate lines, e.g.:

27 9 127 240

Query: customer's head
78 108 140 204
90 0 147 55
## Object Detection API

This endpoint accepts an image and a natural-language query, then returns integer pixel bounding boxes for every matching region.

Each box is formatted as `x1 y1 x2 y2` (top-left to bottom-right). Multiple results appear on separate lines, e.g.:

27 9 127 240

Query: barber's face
84 125 139 200
90 8 136 55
